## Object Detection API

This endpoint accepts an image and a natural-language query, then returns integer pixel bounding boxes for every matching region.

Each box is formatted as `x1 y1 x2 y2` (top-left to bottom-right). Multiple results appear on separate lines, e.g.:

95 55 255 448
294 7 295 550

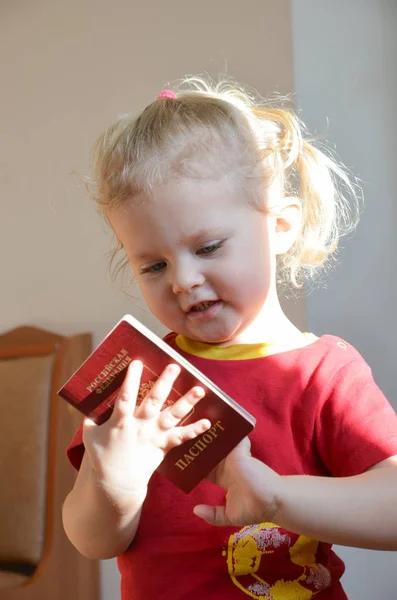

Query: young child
62 78 397 600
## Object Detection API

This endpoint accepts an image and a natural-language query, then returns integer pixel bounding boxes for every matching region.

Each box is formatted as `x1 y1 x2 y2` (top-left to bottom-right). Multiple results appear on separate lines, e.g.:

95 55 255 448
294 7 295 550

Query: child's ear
272 196 302 255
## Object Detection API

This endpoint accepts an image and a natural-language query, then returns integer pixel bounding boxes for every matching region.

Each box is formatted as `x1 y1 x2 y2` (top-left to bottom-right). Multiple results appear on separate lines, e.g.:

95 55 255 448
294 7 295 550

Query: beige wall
0 1 298 596
292 2 397 598
0 0 302 342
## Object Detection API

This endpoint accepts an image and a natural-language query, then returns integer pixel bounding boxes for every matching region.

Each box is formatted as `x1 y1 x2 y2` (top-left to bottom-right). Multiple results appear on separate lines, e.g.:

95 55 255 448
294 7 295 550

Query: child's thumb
193 504 229 527
82 417 97 433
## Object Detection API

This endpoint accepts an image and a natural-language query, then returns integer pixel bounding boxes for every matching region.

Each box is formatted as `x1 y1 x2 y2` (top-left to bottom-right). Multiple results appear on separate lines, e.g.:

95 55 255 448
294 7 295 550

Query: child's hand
83 360 210 497
194 437 282 526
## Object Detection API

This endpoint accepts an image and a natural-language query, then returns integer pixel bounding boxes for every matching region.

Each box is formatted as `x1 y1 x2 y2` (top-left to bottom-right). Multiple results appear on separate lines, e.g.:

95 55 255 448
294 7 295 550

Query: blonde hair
88 75 361 287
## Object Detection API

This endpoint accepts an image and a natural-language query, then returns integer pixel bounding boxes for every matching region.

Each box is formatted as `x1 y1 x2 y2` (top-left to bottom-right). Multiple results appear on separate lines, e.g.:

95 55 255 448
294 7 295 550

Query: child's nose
171 261 205 294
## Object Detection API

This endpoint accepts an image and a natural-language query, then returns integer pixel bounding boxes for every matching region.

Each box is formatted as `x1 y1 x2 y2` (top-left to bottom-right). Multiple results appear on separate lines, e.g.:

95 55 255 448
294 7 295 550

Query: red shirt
67 334 397 599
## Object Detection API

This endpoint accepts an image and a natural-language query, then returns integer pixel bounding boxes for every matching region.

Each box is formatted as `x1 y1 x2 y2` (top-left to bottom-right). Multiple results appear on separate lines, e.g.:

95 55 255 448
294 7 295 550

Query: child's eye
140 262 167 275
197 241 224 256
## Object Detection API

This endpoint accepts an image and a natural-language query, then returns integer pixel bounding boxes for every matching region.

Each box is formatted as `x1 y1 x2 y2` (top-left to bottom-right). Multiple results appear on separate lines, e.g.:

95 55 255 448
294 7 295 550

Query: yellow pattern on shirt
226 522 331 598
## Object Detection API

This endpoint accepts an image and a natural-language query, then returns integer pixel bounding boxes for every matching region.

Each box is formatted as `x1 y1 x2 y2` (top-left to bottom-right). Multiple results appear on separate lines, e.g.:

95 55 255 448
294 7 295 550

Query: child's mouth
187 300 222 321
190 301 218 312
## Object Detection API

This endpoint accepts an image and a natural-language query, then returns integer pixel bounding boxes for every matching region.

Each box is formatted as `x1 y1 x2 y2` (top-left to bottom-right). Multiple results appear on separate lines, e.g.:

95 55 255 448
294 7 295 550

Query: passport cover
58 314 256 493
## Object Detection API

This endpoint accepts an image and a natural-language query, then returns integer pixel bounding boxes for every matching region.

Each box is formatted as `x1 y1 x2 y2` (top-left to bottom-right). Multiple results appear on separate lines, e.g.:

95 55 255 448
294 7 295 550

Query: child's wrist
270 475 288 525
271 474 303 529
89 469 148 516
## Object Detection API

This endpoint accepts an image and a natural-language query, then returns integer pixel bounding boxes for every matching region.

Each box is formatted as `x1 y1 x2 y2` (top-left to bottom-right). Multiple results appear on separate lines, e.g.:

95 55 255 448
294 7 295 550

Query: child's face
110 177 278 345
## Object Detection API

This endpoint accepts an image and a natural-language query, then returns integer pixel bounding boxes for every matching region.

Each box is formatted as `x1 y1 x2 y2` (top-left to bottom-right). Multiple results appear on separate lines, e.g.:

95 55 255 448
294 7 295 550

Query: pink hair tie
157 89 177 100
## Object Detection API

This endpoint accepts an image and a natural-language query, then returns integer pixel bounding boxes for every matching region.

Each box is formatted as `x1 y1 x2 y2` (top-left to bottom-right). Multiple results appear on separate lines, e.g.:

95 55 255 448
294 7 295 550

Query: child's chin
185 314 240 345
193 329 238 346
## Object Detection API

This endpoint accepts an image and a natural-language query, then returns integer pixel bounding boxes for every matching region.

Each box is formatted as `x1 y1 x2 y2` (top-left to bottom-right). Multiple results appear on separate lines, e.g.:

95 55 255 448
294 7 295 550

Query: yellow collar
175 333 318 360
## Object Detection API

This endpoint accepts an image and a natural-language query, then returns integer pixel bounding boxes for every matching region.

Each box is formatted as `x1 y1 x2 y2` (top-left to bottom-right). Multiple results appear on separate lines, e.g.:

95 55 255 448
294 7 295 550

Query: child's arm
62 451 145 559
194 438 397 551
63 360 209 560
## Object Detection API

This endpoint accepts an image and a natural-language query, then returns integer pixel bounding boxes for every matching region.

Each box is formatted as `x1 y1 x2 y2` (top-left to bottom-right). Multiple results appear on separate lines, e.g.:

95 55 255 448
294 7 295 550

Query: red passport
58 315 256 493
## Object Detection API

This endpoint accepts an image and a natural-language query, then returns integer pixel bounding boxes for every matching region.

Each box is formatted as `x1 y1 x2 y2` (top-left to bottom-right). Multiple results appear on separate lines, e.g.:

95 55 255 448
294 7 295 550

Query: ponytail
251 105 361 286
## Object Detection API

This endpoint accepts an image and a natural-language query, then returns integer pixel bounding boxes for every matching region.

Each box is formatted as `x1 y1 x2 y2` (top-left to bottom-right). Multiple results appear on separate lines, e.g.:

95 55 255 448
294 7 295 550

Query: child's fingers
193 504 231 527
167 418 211 449
160 386 206 428
138 364 181 418
111 360 143 421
